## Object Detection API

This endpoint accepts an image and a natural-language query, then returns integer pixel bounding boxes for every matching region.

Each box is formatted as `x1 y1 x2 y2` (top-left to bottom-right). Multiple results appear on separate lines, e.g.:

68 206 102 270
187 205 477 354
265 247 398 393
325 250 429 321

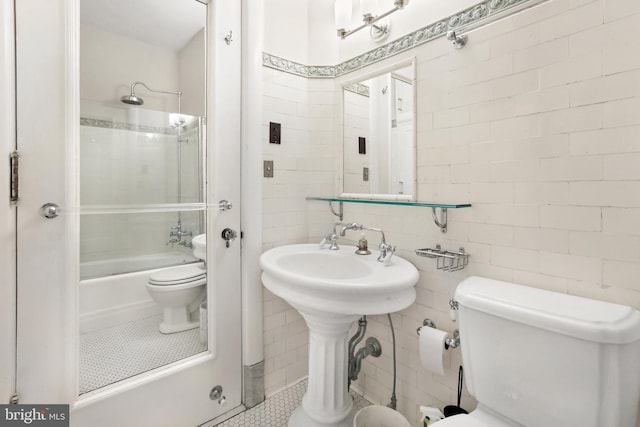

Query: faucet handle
378 243 396 265
383 247 396 265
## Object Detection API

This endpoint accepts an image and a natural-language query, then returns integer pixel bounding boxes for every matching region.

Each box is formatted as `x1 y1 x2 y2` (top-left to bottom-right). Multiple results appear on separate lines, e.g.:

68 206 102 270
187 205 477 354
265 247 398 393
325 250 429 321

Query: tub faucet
170 221 192 239
167 220 193 247
166 236 181 246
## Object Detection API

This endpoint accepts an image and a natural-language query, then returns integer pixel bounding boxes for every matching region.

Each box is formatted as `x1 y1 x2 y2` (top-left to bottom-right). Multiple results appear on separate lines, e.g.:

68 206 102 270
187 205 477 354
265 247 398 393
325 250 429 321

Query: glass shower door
78 102 207 394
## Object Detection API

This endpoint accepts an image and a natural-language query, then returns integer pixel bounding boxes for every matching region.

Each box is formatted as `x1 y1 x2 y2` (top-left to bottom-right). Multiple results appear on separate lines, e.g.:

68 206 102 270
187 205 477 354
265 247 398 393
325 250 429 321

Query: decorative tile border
262 54 335 79
80 117 176 135
80 117 199 135
263 0 546 78
344 82 370 97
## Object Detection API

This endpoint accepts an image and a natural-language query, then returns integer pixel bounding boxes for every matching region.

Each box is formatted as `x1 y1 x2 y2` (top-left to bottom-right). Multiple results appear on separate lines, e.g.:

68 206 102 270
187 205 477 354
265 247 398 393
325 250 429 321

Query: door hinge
10 150 20 205
9 393 19 404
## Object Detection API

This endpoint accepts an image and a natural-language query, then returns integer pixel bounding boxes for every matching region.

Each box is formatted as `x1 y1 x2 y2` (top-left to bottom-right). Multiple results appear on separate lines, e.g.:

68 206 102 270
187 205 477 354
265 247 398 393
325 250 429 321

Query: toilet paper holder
417 319 460 349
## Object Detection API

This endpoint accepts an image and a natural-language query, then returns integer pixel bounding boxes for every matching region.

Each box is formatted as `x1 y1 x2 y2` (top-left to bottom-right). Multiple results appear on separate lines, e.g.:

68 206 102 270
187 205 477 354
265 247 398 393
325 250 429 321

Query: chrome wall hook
447 30 467 49
224 31 233 45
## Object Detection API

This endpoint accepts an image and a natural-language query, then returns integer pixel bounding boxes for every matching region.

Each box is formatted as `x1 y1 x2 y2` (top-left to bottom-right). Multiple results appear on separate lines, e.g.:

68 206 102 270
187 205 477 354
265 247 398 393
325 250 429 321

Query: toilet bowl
353 406 410 427
146 263 206 334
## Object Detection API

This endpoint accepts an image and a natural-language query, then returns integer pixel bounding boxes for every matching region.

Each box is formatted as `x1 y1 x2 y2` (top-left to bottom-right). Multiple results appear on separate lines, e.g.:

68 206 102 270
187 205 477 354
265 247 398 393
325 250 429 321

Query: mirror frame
337 57 417 201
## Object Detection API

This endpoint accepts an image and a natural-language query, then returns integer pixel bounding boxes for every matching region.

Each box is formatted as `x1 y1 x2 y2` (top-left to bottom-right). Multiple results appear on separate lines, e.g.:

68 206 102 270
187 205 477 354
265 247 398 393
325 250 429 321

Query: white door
14 1 242 426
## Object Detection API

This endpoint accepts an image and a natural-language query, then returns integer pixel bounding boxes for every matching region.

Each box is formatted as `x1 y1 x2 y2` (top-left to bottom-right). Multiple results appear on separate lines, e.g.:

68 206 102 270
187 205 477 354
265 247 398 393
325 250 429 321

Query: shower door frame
0 0 17 406
13 0 243 425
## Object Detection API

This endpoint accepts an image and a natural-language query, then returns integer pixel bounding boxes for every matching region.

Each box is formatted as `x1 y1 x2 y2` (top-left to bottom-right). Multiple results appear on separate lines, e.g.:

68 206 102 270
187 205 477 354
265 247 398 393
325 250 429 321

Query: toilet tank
455 276 640 427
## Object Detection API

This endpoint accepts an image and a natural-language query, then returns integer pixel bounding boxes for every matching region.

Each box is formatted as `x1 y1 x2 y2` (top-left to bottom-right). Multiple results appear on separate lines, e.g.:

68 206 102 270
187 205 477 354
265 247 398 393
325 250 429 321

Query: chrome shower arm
128 81 182 115
129 81 182 97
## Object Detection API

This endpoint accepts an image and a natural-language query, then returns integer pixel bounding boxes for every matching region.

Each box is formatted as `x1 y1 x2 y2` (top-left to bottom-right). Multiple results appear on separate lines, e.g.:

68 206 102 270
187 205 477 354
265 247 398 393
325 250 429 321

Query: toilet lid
436 412 513 427
148 264 206 285
436 415 486 426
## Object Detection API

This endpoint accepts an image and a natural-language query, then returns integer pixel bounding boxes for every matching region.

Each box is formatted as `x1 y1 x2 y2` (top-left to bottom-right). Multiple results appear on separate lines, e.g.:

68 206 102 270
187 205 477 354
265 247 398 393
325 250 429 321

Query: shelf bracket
329 201 343 221
432 207 447 233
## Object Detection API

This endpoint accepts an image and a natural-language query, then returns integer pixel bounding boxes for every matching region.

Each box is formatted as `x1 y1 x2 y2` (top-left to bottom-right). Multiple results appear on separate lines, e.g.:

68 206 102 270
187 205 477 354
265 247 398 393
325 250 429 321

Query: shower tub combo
79 251 198 333
78 97 208 394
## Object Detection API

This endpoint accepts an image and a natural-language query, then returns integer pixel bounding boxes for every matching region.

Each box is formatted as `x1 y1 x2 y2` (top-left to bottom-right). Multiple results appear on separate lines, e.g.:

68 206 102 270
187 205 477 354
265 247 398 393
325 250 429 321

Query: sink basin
192 234 206 260
260 243 419 427
260 243 419 315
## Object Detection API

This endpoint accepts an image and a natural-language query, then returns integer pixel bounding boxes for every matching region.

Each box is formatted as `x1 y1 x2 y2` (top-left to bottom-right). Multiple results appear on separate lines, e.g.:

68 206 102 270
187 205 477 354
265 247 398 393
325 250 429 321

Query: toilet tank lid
456 276 640 344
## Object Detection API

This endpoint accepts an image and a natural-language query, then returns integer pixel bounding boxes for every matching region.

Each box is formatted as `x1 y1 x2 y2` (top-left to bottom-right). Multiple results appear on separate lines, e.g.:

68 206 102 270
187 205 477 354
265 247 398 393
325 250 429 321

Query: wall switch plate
363 167 369 181
358 137 366 154
269 122 281 144
264 160 274 178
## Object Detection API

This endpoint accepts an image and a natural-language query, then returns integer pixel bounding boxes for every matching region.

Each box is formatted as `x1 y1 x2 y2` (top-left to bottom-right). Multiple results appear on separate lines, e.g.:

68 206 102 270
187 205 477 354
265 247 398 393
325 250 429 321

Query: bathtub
80 251 197 279
79 253 199 333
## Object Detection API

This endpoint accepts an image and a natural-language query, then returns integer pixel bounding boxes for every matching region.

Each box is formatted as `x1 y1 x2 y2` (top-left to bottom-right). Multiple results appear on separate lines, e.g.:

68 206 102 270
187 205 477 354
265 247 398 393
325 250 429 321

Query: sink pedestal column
288 308 360 427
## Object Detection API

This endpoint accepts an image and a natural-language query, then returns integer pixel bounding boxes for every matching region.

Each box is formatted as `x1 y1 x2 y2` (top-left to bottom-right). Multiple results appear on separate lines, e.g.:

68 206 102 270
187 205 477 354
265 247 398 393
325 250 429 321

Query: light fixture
335 0 410 41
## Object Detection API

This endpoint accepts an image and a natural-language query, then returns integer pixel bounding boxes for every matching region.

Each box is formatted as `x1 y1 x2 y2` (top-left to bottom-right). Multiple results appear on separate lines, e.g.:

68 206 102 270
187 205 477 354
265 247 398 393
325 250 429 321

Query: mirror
79 0 207 394
341 60 416 200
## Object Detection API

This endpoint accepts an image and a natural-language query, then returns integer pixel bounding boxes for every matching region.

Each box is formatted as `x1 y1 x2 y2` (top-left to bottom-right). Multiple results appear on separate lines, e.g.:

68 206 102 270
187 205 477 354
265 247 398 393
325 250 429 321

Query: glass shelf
306 197 472 233
306 197 471 209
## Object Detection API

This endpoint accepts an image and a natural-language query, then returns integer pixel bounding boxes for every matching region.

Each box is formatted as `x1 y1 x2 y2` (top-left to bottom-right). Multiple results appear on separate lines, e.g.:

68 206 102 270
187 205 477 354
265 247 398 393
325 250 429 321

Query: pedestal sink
192 234 206 260
260 243 419 427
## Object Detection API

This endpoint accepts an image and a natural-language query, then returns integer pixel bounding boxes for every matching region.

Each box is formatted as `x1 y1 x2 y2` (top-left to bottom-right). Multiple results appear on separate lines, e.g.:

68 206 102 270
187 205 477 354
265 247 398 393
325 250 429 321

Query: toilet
437 276 640 427
146 262 206 334
355 276 640 427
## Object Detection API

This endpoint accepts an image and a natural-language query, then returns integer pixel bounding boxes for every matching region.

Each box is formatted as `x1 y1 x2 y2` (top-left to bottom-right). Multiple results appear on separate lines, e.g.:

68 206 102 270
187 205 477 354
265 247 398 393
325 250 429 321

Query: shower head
120 81 182 111
120 94 144 105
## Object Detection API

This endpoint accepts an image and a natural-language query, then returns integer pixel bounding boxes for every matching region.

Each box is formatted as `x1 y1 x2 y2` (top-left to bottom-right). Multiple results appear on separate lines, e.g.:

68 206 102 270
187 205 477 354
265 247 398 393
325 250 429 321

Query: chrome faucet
339 222 364 236
340 223 396 265
167 220 193 248
320 222 351 250
170 221 193 238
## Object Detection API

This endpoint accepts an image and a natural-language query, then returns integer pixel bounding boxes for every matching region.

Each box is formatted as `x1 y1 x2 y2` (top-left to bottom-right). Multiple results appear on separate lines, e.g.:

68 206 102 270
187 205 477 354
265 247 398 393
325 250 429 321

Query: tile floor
79 314 206 394
215 378 371 427
81 318 372 426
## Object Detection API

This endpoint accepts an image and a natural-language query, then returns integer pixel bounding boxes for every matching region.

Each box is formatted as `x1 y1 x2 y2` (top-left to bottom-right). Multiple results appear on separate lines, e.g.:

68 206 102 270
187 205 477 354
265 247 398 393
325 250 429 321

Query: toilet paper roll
419 326 448 375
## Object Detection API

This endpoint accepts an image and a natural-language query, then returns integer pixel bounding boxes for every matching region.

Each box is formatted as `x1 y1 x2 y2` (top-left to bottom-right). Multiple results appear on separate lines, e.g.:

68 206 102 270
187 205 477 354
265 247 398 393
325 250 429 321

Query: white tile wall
261 68 336 396
262 1 640 426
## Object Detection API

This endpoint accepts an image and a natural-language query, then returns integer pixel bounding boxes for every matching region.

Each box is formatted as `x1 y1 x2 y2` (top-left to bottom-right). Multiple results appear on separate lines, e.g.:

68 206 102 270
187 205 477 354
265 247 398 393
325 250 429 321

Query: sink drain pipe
348 316 368 390
347 314 399 411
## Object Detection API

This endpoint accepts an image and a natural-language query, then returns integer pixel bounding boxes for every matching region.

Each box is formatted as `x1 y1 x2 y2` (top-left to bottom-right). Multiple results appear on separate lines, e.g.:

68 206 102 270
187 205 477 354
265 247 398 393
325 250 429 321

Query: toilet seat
148 263 205 286
436 415 488 427
436 409 515 427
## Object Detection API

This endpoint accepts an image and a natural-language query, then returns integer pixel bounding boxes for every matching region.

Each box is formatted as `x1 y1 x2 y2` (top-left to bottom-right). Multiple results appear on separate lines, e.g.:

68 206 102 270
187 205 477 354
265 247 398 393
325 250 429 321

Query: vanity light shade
360 0 378 16
335 0 352 29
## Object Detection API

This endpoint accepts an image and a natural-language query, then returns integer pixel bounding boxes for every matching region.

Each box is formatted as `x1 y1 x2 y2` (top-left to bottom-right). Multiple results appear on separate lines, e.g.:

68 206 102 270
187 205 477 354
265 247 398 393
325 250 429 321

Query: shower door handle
221 228 237 248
